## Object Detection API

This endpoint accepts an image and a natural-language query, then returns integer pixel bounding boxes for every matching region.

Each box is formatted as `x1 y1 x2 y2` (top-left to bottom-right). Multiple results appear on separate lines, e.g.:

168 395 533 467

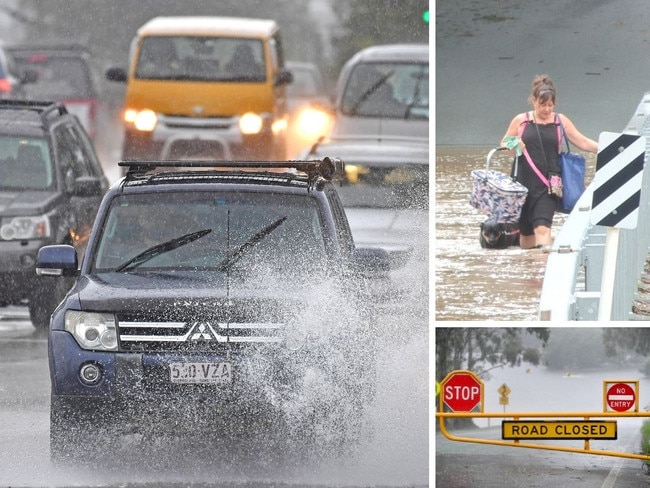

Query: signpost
498 383 510 412
440 370 484 412
590 132 646 320
605 381 638 412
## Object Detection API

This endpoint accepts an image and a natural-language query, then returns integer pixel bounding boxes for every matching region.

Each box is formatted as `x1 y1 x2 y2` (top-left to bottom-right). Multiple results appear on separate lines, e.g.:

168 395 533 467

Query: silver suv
331 44 429 139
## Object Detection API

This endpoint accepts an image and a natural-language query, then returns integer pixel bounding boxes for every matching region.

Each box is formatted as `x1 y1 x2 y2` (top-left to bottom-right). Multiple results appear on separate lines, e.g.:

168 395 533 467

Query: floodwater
477 362 650 429
435 146 597 321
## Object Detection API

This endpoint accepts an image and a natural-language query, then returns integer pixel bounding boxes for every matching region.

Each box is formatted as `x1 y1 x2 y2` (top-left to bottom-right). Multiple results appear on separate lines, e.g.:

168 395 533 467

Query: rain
0 1 429 487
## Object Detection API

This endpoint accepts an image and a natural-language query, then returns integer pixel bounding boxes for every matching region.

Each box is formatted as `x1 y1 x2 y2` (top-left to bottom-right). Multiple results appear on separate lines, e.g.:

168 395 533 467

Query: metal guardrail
539 92 650 320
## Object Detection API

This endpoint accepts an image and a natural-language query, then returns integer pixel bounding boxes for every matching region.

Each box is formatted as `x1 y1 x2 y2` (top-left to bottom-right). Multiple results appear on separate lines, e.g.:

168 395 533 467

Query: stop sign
607 382 636 412
441 370 483 412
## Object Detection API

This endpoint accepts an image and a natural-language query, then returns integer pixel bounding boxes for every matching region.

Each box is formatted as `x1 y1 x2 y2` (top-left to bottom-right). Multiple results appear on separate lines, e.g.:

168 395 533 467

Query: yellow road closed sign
502 421 617 440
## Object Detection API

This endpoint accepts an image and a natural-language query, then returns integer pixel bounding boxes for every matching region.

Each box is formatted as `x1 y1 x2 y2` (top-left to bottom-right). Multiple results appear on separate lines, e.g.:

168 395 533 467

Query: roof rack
7 43 91 54
0 99 68 124
119 158 345 183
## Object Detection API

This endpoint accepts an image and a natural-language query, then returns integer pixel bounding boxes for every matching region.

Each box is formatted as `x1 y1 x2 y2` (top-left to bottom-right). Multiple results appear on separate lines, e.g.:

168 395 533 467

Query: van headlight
0 215 50 240
65 311 118 351
294 107 330 139
124 108 157 132
239 112 264 134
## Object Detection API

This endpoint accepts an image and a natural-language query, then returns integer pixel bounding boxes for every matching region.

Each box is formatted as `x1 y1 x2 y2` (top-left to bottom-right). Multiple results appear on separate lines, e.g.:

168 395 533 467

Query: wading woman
500 74 598 249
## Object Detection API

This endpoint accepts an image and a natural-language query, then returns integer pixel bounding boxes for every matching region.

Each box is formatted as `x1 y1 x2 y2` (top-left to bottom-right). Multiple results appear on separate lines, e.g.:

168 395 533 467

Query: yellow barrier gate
437 370 650 461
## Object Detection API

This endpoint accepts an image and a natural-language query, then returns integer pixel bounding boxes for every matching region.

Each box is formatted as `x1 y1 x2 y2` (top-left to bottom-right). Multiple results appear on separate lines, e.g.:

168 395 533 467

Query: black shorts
518 192 555 236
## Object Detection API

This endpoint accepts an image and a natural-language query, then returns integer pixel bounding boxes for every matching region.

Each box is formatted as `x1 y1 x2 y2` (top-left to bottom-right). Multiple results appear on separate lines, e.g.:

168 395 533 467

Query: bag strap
518 112 550 187
556 114 571 153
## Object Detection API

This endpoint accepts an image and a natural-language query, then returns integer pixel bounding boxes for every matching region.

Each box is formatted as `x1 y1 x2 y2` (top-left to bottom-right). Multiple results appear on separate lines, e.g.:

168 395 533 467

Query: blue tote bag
557 118 586 213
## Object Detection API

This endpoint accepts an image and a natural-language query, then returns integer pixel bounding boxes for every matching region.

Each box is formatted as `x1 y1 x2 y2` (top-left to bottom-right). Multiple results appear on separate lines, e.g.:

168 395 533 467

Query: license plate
169 362 232 385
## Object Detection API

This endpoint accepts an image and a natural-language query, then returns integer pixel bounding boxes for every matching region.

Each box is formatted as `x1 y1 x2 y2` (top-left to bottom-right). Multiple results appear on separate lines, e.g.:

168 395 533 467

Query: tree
435 328 550 383
603 328 650 356
329 0 430 73
542 328 608 371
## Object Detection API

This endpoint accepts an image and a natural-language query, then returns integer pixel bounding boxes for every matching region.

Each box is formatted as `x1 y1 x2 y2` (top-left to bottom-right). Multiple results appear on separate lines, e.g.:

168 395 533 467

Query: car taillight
0 78 11 93
26 54 48 63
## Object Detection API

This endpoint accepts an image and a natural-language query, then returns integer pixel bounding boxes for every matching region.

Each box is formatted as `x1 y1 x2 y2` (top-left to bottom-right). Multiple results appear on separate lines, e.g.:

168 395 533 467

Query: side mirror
106 67 128 83
71 176 105 197
274 69 293 87
21 68 38 84
36 245 79 277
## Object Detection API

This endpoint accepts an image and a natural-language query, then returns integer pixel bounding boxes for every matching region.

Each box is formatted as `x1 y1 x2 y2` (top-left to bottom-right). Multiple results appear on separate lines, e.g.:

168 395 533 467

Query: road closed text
502 421 617 440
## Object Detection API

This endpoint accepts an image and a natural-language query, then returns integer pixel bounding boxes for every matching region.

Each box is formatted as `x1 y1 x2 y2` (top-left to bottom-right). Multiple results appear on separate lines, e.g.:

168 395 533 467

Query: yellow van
106 16 293 161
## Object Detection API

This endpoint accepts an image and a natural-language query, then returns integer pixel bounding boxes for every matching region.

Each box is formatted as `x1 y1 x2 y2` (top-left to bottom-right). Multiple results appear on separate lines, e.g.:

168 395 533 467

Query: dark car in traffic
36 158 388 463
7 44 101 140
0 100 108 328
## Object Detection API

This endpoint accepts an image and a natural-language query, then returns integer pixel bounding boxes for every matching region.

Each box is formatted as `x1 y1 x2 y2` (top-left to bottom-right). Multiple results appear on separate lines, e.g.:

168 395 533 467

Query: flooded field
435 146 597 321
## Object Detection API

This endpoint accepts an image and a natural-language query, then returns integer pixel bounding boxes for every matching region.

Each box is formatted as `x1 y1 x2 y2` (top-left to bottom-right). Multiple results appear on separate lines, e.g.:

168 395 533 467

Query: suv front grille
118 319 283 352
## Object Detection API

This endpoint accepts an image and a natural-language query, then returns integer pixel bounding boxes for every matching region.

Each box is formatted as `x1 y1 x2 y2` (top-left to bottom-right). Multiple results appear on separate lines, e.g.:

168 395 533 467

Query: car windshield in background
0 137 54 190
93 191 326 273
135 36 266 82
286 65 324 98
337 161 428 210
304 140 429 210
17 55 95 99
341 61 429 119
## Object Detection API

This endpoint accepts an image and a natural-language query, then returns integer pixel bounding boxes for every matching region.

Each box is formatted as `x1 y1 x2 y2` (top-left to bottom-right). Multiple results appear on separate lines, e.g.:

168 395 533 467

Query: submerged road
436 423 650 487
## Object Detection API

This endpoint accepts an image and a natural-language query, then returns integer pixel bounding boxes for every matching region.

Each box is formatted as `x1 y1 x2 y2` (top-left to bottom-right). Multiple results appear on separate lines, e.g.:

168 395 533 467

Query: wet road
435 145 597 321
436 422 650 488
0 302 428 488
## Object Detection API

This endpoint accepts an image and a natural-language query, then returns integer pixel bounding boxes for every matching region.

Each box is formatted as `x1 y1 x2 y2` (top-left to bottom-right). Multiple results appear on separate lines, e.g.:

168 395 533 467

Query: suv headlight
0 215 51 240
65 311 118 351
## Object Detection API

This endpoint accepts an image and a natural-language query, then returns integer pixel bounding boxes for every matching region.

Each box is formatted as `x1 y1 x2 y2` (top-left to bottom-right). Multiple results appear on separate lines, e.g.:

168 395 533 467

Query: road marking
601 434 636 488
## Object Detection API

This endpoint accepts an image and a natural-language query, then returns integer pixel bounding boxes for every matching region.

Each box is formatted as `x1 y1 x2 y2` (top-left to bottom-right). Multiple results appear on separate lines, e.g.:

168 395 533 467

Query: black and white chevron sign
590 132 646 229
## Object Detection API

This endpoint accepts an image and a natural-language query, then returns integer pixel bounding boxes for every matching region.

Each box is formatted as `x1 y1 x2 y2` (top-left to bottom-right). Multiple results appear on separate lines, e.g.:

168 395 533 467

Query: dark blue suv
37 159 388 463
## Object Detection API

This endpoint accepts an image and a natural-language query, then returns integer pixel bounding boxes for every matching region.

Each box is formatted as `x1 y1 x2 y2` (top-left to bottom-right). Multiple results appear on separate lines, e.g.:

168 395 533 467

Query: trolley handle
486 146 518 179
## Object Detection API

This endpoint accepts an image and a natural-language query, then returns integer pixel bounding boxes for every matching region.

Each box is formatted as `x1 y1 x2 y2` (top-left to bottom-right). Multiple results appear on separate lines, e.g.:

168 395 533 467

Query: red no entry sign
441 370 483 412
606 383 636 412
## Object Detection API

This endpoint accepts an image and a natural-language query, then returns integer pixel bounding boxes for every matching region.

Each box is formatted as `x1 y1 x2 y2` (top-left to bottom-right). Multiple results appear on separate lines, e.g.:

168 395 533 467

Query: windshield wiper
115 228 212 272
217 216 287 272
349 70 395 115
403 70 428 120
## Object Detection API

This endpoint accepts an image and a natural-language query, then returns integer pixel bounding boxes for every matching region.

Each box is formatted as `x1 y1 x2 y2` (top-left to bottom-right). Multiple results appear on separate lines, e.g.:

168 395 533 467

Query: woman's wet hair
529 74 556 104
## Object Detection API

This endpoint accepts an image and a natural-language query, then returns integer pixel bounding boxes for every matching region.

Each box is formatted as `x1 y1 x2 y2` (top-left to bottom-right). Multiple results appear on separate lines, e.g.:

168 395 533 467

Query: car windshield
93 191 327 273
341 61 429 120
135 36 266 82
15 55 95 99
287 66 323 98
0 137 55 190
